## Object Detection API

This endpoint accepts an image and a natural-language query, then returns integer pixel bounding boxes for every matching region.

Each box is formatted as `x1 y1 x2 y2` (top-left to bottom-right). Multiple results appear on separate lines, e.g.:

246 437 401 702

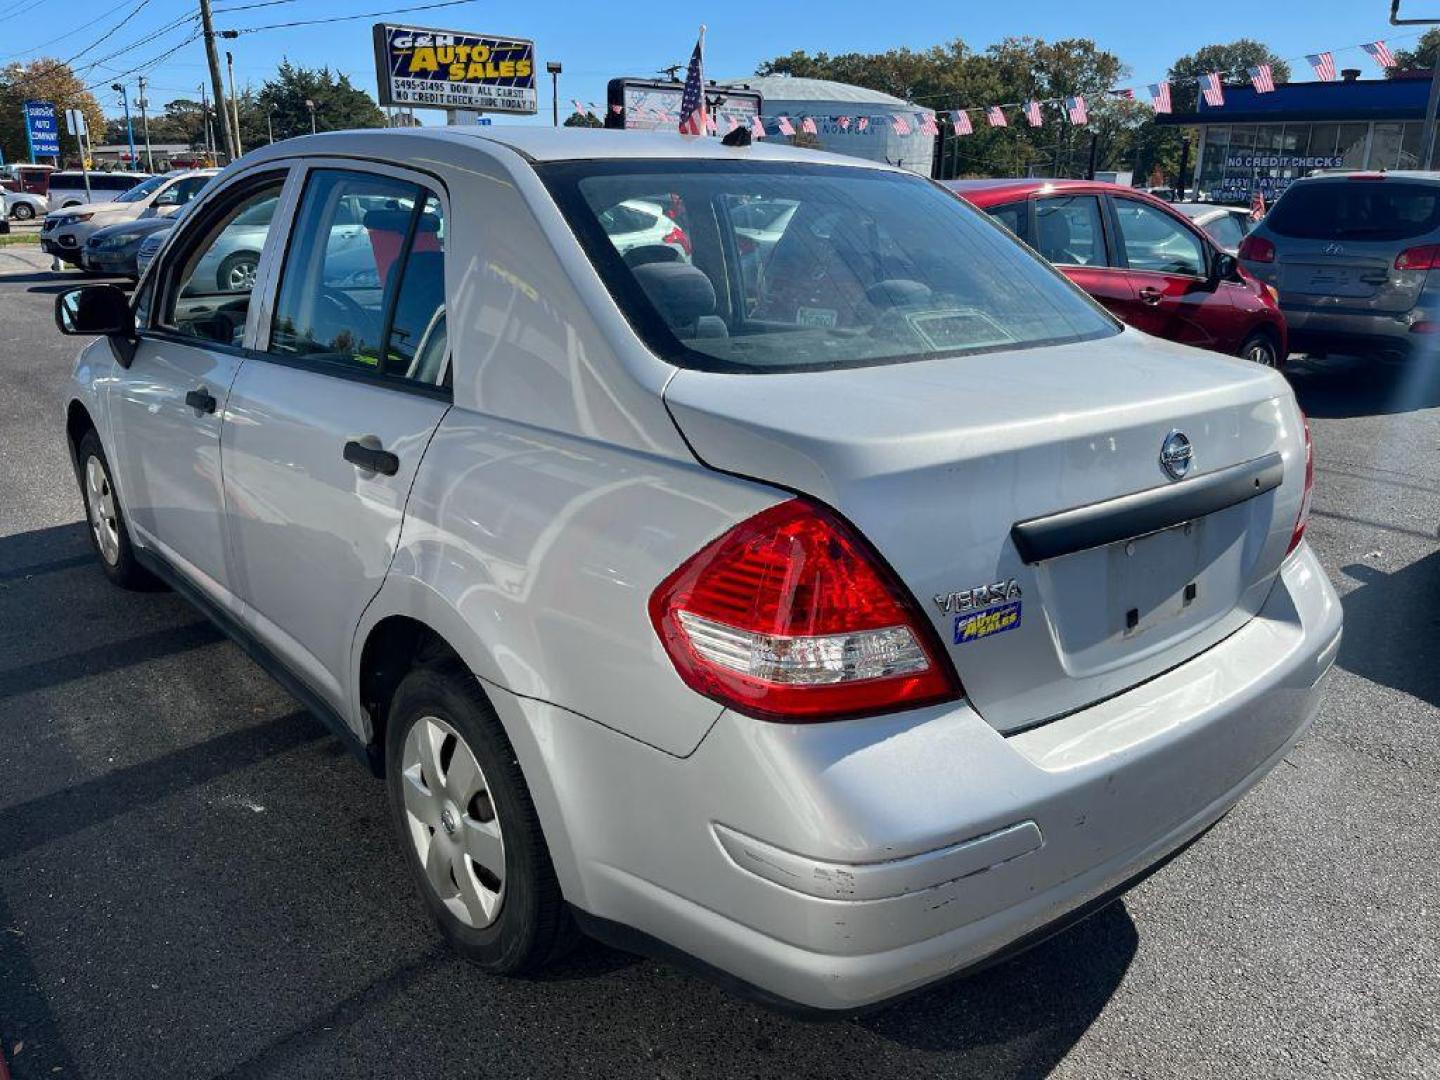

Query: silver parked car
1172 202 1254 254
56 128 1340 1013
1240 170 1440 358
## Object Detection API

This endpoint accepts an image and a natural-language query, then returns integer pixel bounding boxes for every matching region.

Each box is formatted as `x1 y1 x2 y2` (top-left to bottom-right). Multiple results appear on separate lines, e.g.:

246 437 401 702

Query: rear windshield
541 160 1118 373
1267 180 1440 241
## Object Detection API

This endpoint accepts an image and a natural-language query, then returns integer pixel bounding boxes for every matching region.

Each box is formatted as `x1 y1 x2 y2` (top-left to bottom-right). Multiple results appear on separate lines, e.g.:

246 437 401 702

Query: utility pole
200 82 216 165
199 0 236 161
225 50 242 156
137 76 154 172
111 83 136 169
1392 0 1440 168
305 98 316 134
266 105 275 143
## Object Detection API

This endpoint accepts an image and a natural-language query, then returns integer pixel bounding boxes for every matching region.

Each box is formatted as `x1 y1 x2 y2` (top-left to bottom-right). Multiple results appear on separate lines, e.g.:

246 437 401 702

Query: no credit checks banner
373 24 536 114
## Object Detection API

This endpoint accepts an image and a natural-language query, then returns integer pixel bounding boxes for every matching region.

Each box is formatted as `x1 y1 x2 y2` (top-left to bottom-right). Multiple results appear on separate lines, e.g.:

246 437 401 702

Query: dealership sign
1224 153 1344 170
373 24 536 113
23 101 60 157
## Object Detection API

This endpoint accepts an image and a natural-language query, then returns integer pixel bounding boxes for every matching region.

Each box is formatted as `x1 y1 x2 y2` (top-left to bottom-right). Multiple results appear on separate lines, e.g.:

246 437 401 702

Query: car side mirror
55 284 138 365
1211 252 1239 285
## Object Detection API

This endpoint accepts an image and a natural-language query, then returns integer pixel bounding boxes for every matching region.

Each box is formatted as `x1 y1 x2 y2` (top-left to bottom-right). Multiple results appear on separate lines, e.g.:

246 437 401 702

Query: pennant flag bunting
1308 52 1337 81
801 115 817 134
1363 40 1397 69
1023 100 1043 127
726 114 740 132
1110 87 1135 99
1248 64 1275 93
986 105 1007 128
858 116 870 132
1066 96 1088 125
1149 82 1172 114
919 113 939 136
750 115 766 139
891 113 911 135
838 115 851 130
951 109 972 135
1198 72 1225 107
776 115 794 136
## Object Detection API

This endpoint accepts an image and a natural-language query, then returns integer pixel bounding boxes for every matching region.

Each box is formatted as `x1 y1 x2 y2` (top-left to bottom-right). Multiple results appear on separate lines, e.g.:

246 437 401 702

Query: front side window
1202 213 1249 250
1113 200 1207 277
543 161 1116 374
160 178 285 346
1033 196 1107 267
114 174 168 203
269 169 447 386
153 175 211 208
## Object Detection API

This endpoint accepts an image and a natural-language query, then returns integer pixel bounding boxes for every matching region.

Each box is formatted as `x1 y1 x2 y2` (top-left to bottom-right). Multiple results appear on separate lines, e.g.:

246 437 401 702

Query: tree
563 110 602 127
0 59 105 165
239 59 386 145
1390 29 1440 75
1167 40 1290 114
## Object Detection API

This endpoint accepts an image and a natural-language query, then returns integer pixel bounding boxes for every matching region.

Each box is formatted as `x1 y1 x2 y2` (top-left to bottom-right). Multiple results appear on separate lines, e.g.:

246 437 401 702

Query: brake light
649 499 962 722
662 225 692 256
1395 244 1440 271
1286 413 1314 556
1238 234 1275 263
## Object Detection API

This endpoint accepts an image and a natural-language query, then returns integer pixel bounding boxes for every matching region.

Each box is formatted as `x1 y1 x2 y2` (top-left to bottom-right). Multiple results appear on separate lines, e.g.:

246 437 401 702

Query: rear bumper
495 544 1341 1011
1281 301 1433 357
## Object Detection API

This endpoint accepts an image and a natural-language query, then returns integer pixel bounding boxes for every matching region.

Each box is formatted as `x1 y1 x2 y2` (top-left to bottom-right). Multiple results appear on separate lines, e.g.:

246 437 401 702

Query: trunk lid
664 329 1307 733
1273 238 1419 311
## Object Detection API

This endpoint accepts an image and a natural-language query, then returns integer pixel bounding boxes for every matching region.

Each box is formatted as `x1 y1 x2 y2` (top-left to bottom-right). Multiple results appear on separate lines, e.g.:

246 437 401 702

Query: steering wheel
313 286 381 350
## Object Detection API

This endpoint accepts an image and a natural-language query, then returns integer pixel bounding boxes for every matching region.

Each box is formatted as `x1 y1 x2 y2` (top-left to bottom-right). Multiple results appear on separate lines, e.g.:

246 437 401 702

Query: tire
75 428 157 590
385 660 574 973
216 251 259 293
1239 330 1280 368
12 202 35 220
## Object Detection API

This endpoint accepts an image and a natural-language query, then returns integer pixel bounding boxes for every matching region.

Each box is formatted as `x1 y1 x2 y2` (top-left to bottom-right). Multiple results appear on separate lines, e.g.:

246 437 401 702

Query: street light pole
1392 0 1440 168
137 75 154 172
546 60 562 126
200 82 216 165
111 83 136 170
266 105 275 144
305 98 316 134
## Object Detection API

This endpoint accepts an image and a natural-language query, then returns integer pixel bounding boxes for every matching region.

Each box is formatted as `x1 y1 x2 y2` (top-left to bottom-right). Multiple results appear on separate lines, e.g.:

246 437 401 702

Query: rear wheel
385 661 574 973
11 202 35 220
216 251 258 293
75 429 156 589
1240 330 1280 368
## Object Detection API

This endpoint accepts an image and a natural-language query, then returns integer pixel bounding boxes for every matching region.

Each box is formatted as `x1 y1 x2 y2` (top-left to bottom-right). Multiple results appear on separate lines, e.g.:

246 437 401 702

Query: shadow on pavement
1288 352 1440 418
1337 550 1440 709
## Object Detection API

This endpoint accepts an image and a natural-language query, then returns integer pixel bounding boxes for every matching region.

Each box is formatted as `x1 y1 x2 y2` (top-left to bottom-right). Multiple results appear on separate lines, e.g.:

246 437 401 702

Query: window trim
252 159 453 399
1107 195 1214 281
1033 193 1118 271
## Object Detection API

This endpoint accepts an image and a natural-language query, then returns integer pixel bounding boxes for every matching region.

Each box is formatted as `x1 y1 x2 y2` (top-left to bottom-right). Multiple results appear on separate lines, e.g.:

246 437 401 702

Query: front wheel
1240 331 1281 368
11 202 35 220
75 429 157 589
385 661 574 973
216 251 258 293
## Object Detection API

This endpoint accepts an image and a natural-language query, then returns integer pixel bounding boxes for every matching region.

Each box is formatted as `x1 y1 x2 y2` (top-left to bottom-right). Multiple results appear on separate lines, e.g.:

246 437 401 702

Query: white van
45 171 153 209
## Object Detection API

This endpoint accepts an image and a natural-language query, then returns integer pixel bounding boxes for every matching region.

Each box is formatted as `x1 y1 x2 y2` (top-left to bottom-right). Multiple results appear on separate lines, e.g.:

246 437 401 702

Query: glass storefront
1197 120 1426 203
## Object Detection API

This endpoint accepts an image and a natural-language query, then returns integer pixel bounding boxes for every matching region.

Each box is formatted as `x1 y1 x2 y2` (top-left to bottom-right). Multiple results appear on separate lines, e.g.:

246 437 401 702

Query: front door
108 173 288 610
222 166 452 712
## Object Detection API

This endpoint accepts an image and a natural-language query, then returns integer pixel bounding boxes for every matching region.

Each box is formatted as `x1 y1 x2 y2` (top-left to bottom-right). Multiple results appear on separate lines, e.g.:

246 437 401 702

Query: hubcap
84 455 121 566
226 260 257 291
400 715 505 929
1247 341 1277 367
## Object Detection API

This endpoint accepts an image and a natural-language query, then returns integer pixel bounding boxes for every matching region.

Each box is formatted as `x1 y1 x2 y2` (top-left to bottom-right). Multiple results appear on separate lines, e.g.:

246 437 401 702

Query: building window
1337 123 1369 169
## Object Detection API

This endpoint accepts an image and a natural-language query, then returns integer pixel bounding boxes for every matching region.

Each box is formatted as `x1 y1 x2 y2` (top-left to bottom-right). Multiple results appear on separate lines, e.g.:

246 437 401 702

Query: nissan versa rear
58 129 1341 1012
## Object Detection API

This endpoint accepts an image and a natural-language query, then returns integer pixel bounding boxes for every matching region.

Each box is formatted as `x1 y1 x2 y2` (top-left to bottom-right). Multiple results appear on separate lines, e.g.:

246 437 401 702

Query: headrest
623 244 682 268
364 209 442 234
866 279 933 307
631 262 716 326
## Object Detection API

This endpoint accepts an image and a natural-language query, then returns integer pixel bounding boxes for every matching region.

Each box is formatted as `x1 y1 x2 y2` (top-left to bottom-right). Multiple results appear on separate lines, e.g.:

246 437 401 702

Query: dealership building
1159 71 1435 202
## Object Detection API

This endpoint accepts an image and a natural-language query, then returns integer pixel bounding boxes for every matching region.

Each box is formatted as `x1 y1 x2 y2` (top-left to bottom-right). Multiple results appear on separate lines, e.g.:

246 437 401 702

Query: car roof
1172 203 1245 220
1293 169 1440 184
945 177 1160 205
241 126 900 172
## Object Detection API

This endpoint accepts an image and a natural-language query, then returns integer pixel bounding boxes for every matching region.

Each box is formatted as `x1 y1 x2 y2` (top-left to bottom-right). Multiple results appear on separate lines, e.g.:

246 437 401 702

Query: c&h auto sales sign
373 24 537 114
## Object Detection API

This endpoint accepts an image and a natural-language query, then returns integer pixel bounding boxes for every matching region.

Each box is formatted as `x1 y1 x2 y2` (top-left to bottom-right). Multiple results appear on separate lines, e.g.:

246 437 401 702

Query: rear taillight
1395 244 1440 271
649 499 962 722
1238 235 1275 263
1287 413 1314 556
662 225 692 256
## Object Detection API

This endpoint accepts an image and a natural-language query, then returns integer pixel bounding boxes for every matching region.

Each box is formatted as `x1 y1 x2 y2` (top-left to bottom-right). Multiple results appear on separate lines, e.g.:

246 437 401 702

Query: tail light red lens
1287 412 1314 556
649 499 962 722
1395 244 1440 271
1238 235 1275 263
661 225 692 256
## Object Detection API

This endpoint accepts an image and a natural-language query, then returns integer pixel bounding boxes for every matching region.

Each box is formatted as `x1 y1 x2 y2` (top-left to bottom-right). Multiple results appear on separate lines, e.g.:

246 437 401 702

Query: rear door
222 164 451 713
1029 193 1137 316
1110 195 1230 351
1263 178 1440 315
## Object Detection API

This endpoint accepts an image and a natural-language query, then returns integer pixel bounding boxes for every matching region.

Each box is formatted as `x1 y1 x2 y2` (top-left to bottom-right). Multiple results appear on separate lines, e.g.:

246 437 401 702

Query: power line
227 0 476 34
211 0 298 13
83 32 202 93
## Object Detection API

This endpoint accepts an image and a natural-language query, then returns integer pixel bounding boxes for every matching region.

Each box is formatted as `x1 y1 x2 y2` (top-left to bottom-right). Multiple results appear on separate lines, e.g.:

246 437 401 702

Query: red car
949 179 1287 368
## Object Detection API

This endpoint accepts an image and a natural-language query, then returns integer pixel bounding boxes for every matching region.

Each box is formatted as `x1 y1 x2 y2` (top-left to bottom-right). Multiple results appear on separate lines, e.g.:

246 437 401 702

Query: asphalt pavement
1 248 1437 1079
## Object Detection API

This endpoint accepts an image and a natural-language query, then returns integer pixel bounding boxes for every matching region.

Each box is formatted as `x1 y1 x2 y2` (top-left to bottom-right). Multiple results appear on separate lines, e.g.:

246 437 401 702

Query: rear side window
1267 181 1440 241
1202 213 1249 249
268 169 447 388
1033 196 1108 267
986 200 1029 242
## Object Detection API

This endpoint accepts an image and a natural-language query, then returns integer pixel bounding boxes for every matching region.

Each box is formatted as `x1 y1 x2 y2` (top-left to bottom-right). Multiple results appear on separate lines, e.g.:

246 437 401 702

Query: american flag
1248 64 1275 94
1364 40 1397 69
1023 99 1043 127
776 115 794 136
704 112 717 135
986 104 1007 128
919 113 939 136
1066 95 1088 125
1250 189 1267 221
610 103 622 115
838 116 851 130
857 116 870 132
677 28 707 135
1149 82 1172 114
952 109 972 135
750 115 766 139
1308 52 1337 81
1110 87 1135 99
800 115 817 135
726 114 740 132
891 113 911 135
571 98 586 114
1198 72 1225 107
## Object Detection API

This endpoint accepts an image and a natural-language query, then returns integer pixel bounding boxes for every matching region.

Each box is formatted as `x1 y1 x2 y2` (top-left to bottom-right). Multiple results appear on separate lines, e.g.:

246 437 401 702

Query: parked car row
40 169 216 268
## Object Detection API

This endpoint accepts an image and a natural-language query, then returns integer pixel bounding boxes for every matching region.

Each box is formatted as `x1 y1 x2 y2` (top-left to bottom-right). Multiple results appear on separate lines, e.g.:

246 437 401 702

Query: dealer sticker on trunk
954 601 1022 645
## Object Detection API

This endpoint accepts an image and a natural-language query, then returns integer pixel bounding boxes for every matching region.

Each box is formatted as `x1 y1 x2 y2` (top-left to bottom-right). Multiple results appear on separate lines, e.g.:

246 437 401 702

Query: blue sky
6 0 1438 121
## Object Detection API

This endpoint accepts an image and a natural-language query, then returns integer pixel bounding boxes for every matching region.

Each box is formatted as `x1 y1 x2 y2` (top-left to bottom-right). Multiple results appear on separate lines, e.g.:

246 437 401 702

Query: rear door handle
343 438 399 476
185 388 217 413
1138 287 1163 306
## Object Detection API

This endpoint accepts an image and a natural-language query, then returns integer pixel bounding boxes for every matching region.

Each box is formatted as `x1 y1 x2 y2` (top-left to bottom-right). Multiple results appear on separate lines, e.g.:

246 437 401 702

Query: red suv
949 180 1287 368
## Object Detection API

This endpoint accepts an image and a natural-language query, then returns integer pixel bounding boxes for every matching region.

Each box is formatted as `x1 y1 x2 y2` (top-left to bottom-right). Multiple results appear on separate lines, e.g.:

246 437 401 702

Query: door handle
343 439 400 476
185 388 217 414
1138 286 1163 306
